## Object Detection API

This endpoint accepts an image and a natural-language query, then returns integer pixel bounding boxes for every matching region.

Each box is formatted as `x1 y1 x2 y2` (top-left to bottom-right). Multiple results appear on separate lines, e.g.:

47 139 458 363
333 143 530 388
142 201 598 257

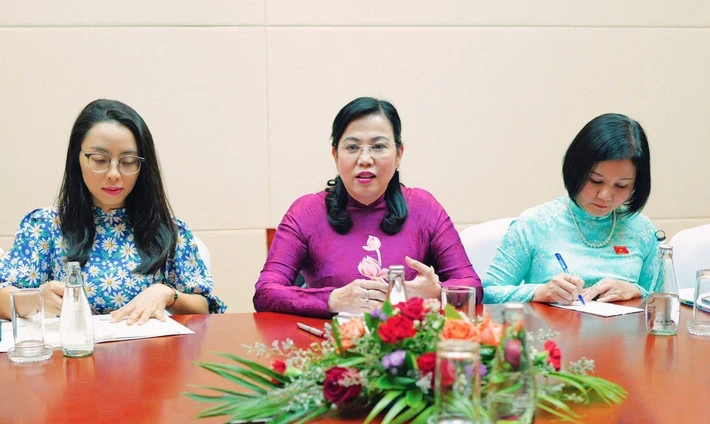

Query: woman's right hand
40 280 65 316
532 273 585 305
328 278 389 313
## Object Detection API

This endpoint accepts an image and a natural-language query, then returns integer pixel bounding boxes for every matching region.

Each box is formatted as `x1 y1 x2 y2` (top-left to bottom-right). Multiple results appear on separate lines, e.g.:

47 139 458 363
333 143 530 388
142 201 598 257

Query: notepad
551 300 643 317
0 315 194 353
679 288 710 312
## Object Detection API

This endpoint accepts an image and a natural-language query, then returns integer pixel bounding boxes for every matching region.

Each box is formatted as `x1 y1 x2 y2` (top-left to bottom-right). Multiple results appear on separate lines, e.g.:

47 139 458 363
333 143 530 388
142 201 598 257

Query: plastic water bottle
60 261 95 357
486 303 536 424
646 237 680 336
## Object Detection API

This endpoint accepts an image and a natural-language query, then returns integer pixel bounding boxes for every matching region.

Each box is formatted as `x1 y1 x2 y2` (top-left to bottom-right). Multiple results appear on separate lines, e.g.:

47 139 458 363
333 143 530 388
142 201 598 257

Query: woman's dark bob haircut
563 113 651 215
325 97 407 235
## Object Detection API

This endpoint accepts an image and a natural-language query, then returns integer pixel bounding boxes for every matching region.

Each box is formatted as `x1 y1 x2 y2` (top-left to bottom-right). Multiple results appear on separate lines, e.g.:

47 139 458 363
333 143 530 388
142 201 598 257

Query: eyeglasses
338 142 396 158
82 151 145 175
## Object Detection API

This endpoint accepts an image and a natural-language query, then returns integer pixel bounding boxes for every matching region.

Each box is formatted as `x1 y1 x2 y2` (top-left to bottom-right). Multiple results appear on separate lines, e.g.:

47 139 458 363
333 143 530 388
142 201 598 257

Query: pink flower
362 235 381 251
504 339 522 370
358 256 388 279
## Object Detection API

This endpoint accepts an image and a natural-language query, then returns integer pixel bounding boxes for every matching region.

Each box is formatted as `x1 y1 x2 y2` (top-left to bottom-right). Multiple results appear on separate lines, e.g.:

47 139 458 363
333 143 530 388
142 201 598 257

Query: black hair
325 97 407 234
58 99 176 274
562 113 651 215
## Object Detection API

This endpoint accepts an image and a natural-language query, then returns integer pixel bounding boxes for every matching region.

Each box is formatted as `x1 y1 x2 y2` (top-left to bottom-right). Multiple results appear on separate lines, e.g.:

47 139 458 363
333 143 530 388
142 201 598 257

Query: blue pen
554 253 585 305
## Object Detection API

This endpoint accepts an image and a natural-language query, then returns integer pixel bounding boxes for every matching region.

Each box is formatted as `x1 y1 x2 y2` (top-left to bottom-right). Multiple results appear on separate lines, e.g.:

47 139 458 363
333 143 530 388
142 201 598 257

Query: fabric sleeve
252 199 335 318
482 218 540 303
634 221 662 298
0 209 55 289
166 218 226 313
426 196 483 304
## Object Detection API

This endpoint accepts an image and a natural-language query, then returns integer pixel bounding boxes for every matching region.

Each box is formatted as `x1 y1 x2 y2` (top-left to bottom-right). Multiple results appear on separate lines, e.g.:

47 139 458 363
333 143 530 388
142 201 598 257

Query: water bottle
645 235 680 336
386 265 408 304
60 261 95 357
486 303 536 424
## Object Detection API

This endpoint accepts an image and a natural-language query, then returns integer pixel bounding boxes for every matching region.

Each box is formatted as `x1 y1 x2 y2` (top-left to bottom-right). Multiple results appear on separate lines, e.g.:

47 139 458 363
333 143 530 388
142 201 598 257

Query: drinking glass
434 339 481 424
442 286 476 321
8 288 53 363
687 269 710 337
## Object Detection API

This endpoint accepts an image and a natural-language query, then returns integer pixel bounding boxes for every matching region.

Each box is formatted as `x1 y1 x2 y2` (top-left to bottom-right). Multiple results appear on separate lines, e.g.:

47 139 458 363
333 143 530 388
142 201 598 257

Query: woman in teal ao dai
483 113 661 304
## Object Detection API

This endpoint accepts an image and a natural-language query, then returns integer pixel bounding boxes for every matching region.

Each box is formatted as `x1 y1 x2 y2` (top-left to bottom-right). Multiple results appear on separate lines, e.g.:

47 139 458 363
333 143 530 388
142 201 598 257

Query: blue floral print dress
0 207 226 314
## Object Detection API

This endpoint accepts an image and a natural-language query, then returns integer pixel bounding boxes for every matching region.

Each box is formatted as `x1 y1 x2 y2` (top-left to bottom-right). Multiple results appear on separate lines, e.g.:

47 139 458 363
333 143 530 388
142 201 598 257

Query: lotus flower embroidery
358 235 388 279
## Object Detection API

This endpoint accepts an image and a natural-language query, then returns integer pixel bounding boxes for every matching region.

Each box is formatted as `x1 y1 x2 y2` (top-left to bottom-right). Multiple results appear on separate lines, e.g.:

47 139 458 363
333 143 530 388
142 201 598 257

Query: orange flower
440 319 481 342
477 314 503 346
339 318 366 351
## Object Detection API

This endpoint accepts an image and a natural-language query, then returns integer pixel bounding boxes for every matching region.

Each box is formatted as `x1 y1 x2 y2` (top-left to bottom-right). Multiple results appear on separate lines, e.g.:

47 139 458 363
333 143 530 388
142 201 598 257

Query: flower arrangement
185 298 626 423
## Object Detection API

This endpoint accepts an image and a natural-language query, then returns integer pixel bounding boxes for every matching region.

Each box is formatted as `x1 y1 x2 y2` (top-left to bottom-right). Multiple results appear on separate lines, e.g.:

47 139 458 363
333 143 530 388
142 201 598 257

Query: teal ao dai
483 196 661 303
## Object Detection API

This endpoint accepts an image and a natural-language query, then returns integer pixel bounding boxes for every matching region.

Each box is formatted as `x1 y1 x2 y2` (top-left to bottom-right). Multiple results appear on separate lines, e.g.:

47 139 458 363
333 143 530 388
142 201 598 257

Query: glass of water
688 269 710 337
434 339 481 424
8 288 54 363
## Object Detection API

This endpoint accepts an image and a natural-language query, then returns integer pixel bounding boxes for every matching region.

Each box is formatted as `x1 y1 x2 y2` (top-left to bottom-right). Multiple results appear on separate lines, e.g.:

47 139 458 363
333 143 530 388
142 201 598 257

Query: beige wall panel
0 27 268 235
193 229 266 314
0 236 13 251
0 1 264 26
267 27 710 226
266 0 710 27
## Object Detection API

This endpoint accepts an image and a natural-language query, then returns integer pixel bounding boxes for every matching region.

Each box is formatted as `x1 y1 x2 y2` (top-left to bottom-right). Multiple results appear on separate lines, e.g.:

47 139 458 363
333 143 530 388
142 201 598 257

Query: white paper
0 314 193 353
550 300 643 317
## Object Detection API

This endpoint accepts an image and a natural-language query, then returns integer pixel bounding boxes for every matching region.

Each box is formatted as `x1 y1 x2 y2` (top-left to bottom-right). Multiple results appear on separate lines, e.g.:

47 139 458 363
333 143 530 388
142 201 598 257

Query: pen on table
297 322 325 338
554 252 585 305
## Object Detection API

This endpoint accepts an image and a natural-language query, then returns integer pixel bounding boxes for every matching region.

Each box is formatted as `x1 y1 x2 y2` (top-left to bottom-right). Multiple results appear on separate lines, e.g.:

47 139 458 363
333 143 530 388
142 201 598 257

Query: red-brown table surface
1 301 708 423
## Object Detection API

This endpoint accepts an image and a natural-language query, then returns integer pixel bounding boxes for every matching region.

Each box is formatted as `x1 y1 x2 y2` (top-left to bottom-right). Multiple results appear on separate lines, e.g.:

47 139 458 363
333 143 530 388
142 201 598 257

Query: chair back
193 236 211 271
669 224 710 289
459 217 514 277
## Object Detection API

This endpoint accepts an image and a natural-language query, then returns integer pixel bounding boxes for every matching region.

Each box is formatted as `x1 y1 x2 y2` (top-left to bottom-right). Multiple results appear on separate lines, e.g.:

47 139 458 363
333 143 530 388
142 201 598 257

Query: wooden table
0 302 708 423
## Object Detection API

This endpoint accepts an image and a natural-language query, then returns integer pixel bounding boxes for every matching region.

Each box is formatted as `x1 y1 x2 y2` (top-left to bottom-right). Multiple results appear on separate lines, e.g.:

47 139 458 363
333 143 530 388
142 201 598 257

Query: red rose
544 340 562 371
417 352 455 389
271 360 286 374
416 352 437 377
396 297 426 321
378 315 416 344
323 367 362 405
270 360 287 384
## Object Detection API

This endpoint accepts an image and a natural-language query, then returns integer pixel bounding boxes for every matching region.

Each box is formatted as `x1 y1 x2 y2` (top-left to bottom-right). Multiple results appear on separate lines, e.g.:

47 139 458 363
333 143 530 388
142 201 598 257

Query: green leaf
364 390 403 424
212 353 290 384
382 301 394 316
443 303 464 319
411 405 435 424
196 363 268 394
389 402 426 424
405 389 423 407
332 318 343 351
375 374 417 390
382 396 410 424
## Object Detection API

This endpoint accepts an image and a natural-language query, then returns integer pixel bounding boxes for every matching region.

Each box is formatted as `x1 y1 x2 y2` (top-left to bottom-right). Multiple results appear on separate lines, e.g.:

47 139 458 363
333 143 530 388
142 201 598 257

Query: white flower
102 237 118 255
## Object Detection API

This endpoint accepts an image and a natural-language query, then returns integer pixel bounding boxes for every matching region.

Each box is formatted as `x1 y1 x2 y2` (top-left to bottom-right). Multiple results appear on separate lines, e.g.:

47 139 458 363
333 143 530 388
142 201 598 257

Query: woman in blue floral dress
0 99 225 324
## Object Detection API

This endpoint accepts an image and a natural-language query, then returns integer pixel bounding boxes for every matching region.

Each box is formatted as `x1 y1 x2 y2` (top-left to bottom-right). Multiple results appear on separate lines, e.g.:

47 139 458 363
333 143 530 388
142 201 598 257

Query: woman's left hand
581 278 641 303
404 256 442 299
110 284 174 325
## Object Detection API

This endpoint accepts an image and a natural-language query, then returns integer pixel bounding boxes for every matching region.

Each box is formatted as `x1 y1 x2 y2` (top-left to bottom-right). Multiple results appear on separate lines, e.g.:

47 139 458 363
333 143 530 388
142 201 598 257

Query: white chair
459 217 515 277
193 236 211 271
669 224 710 289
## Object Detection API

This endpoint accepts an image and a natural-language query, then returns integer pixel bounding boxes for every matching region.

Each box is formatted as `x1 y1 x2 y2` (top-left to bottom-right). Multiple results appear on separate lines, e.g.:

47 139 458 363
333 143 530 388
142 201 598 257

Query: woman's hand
533 273 585 305
40 280 65 316
328 278 389 313
582 278 641 302
110 284 174 325
404 256 441 299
